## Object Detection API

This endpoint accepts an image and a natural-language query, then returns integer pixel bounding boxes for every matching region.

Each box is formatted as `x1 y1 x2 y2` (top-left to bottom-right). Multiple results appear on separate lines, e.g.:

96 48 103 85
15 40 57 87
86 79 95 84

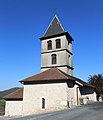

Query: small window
56 39 61 49
51 54 56 64
42 98 45 109
47 40 52 50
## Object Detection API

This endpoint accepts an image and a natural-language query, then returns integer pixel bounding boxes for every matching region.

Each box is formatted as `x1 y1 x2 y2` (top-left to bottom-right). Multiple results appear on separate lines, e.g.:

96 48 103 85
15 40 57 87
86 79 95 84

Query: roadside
0 105 86 120
0 102 103 120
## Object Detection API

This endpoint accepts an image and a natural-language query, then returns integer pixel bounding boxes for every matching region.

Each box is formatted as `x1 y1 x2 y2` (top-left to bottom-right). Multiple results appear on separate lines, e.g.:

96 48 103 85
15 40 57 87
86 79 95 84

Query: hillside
0 87 20 99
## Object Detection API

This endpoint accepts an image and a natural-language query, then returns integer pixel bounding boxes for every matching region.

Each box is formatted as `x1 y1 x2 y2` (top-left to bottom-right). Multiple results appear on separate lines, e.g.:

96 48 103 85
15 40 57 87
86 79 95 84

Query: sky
0 0 103 91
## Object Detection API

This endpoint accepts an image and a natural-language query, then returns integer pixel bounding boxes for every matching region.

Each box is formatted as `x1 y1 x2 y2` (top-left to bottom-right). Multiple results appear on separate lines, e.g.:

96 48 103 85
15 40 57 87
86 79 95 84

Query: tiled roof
20 68 74 82
40 15 74 41
44 15 65 37
75 77 94 88
3 68 94 100
20 68 93 88
3 88 23 100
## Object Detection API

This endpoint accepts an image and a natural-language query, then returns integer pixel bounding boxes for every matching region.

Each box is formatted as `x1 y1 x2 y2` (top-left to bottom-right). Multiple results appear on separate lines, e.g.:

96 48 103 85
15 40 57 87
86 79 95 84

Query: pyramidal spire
44 15 65 37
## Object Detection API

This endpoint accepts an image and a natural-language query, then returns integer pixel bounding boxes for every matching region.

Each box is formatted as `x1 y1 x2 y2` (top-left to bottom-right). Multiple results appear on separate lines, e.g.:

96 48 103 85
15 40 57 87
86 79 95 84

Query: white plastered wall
5 101 23 116
82 92 97 102
23 82 68 115
67 84 82 107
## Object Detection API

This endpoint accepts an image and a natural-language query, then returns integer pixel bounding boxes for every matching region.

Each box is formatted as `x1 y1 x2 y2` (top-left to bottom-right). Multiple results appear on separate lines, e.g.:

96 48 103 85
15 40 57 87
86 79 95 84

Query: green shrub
0 99 5 112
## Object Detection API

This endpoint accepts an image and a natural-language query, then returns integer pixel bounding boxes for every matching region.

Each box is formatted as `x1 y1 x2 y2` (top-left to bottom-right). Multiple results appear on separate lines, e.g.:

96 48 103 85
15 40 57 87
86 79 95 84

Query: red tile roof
3 68 94 100
20 68 94 88
3 88 23 100
20 68 74 82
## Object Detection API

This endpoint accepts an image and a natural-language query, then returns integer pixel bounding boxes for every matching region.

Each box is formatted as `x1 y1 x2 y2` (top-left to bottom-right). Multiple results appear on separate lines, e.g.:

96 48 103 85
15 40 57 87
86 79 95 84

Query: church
3 15 97 116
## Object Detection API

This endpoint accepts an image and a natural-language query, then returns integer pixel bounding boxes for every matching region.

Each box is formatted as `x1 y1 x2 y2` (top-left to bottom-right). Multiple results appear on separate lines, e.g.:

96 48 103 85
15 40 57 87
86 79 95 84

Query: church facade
3 15 97 116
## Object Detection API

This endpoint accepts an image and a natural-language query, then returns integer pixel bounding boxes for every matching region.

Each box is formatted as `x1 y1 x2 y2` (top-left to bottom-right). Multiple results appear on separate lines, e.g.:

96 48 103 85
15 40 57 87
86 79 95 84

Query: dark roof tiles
20 68 93 88
3 88 23 100
44 15 65 37
3 68 94 100
20 68 69 82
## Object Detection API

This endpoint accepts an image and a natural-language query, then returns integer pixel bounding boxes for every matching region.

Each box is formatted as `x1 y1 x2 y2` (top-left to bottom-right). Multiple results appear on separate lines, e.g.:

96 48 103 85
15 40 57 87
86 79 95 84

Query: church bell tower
40 15 74 76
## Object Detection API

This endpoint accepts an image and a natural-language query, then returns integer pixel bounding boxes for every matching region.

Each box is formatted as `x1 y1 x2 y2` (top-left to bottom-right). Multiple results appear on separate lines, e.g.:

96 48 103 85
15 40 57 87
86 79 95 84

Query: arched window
47 40 52 50
51 54 57 64
56 39 61 49
42 98 45 109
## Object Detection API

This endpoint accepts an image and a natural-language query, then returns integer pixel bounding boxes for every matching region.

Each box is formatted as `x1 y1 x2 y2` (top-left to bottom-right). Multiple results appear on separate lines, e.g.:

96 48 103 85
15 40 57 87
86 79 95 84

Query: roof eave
75 81 83 86
20 78 75 85
83 84 95 88
39 32 74 41
3 98 23 101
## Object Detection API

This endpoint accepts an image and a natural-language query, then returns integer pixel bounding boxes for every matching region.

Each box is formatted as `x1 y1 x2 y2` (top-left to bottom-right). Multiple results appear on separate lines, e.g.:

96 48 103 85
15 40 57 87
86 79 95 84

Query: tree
88 74 103 100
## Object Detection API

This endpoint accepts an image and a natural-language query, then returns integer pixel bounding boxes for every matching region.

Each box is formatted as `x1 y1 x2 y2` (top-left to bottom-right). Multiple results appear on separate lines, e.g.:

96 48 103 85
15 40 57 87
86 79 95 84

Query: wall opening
56 39 61 49
51 54 57 64
42 98 45 109
47 40 52 50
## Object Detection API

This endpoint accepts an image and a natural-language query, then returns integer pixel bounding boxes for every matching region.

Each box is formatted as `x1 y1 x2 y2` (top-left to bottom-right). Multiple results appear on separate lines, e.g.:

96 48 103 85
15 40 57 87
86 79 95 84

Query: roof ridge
56 68 69 78
54 15 65 31
20 68 70 83
43 15 65 37
20 68 52 82
43 16 55 36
